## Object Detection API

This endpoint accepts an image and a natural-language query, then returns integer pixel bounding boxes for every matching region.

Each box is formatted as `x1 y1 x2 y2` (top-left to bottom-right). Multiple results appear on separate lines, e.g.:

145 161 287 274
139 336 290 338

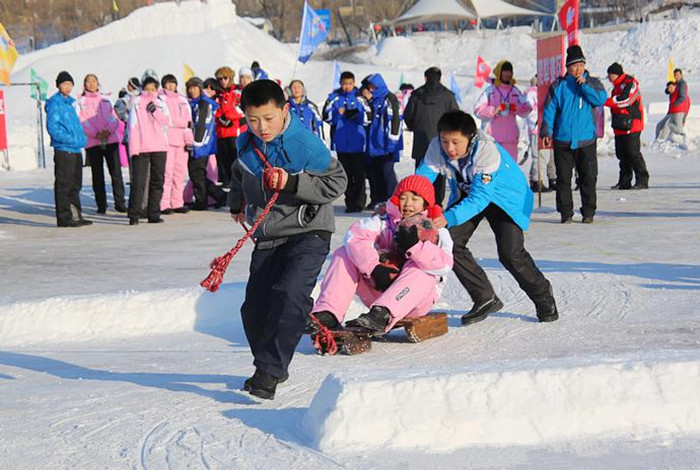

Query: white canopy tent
391 0 552 29
393 0 476 27
465 0 551 19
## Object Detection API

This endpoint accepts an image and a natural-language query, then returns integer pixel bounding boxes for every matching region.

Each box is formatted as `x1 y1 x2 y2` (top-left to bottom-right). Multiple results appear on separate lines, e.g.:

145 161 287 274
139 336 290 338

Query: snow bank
303 357 700 452
0 285 242 346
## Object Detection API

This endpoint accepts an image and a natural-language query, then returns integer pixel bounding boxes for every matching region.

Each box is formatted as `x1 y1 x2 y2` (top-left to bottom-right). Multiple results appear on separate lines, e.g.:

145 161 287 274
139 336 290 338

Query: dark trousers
86 143 126 211
53 150 84 226
415 157 446 206
614 132 649 187
241 233 330 378
366 154 398 207
554 142 597 218
216 137 237 186
448 204 552 306
338 152 366 211
188 156 226 207
128 152 166 220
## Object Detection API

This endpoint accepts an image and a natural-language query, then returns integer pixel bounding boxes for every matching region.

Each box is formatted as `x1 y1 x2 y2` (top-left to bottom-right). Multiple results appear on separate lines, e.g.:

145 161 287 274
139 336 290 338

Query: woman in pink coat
78 74 126 214
127 70 170 225
307 175 454 334
159 74 194 214
474 60 532 160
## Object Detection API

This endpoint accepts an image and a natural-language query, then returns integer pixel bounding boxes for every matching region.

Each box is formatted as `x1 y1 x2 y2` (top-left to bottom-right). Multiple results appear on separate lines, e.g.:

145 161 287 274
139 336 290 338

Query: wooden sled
327 313 448 356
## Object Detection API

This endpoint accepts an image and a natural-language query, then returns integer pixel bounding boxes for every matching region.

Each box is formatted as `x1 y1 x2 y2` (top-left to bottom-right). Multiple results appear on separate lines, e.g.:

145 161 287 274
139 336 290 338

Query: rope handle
310 313 338 356
200 144 284 292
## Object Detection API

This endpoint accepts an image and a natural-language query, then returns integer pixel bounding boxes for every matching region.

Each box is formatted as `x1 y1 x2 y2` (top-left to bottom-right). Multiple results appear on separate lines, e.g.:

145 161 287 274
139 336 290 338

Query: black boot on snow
244 369 278 400
243 370 288 392
461 296 503 325
304 311 339 335
348 306 391 332
536 297 559 322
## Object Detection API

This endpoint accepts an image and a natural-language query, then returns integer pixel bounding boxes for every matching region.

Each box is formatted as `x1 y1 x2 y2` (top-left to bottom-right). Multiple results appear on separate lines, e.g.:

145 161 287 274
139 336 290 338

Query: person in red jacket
214 66 246 188
656 69 691 143
604 63 649 190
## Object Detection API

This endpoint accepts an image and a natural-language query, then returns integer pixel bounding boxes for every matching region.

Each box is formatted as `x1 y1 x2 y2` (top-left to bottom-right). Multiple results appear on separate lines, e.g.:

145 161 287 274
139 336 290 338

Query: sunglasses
217 76 230 81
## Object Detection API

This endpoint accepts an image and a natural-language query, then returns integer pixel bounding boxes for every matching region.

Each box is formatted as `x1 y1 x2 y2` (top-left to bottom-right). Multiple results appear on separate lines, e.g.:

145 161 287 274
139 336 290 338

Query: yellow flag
0 22 19 85
667 58 675 82
113 0 119 13
184 64 195 84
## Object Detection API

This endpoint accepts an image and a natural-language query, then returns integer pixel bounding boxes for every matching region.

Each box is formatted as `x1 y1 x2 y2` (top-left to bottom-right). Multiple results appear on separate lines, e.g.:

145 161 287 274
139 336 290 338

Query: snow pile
304 357 700 452
5 0 294 171
0 285 242 347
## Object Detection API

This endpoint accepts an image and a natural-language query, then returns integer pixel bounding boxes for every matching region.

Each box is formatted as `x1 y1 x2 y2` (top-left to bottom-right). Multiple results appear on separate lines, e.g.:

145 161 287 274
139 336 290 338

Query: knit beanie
141 68 159 88
607 62 624 76
565 45 586 67
239 67 254 79
390 174 443 219
55 71 74 87
128 77 141 89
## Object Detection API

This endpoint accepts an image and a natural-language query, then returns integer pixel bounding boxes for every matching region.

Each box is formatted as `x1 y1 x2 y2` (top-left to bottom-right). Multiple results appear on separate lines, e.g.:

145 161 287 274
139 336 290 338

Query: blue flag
332 61 340 88
450 72 463 105
298 1 328 64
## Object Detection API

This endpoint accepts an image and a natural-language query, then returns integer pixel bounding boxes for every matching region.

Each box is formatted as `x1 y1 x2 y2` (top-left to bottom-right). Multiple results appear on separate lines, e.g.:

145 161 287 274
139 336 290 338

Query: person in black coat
404 66 459 205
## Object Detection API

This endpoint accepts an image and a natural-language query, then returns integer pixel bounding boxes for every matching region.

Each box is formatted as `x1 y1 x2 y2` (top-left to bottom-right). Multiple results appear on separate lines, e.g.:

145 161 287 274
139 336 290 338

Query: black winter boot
243 370 289 392
244 369 278 400
461 296 503 325
304 311 339 335
536 297 559 322
347 306 391 332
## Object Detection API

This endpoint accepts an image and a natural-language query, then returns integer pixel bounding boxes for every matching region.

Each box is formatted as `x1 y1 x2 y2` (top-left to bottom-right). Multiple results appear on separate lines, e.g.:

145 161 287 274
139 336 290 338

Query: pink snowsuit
159 89 194 211
127 92 170 157
78 91 120 148
312 202 454 332
474 82 532 160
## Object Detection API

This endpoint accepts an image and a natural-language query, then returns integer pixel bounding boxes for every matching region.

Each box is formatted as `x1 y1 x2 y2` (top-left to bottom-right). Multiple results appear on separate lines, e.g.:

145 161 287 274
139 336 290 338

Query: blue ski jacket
189 95 219 159
540 72 607 150
364 73 403 159
45 92 87 153
416 131 533 231
324 87 372 153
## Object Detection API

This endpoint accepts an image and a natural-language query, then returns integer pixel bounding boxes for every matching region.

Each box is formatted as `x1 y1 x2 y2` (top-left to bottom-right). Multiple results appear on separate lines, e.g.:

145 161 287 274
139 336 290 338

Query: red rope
200 145 283 292
310 313 338 356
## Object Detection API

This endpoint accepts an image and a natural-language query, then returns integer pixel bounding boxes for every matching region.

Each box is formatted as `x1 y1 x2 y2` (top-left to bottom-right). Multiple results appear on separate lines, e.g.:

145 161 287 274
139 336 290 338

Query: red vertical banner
558 0 579 46
0 89 8 151
474 56 492 88
537 34 565 150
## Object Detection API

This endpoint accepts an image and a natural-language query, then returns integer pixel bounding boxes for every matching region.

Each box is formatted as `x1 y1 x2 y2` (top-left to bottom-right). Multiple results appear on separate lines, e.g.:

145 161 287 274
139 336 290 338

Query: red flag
474 56 491 88
558 0 579 46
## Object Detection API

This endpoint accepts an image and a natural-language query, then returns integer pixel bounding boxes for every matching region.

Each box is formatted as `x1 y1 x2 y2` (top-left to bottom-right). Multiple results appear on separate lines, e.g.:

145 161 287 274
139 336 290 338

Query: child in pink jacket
159 74 194 214
127 70 170 225
78 73 126 214
474 60 532 160
307 175 453 333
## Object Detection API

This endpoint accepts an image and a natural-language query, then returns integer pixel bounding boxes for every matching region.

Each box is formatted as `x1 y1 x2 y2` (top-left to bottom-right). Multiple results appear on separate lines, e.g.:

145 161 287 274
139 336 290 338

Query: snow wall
303 358 700 452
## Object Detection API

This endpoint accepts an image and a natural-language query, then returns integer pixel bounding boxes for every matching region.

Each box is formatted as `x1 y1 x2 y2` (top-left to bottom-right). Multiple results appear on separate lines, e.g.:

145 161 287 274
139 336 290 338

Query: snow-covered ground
2 0 700 468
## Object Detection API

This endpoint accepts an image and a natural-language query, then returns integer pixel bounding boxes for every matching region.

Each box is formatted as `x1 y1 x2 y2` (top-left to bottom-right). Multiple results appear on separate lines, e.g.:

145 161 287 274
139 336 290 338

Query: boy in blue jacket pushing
417 110 557 325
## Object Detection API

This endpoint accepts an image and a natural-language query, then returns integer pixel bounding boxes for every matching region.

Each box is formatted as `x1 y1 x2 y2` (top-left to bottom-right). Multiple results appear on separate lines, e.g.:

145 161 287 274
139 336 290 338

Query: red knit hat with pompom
390 175 443 218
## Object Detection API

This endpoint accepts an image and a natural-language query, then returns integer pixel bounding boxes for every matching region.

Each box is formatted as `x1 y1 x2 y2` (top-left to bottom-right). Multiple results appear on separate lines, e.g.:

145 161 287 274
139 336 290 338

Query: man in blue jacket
541 45 607 224
46 71 92 227
417 111 557 325
186 77 226 210
362 73 402 209
322 71 372 212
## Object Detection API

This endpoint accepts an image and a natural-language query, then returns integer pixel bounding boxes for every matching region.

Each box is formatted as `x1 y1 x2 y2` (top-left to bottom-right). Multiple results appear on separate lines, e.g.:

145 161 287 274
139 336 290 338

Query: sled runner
316 313 448 356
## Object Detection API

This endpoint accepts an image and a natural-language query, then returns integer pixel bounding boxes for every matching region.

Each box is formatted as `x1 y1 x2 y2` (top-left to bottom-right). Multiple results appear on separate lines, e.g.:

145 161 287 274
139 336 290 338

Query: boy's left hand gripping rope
200 152 284 292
